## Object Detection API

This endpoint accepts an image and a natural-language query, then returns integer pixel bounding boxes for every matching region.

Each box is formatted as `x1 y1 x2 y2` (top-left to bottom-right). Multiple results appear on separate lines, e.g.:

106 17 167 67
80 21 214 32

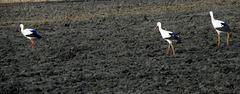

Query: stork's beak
19 28 21 34
154 26 158 31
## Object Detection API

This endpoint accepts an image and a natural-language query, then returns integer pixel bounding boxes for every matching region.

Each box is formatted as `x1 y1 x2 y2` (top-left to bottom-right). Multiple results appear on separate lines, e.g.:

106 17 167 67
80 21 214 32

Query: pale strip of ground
0 0 238 26
0 0 64 3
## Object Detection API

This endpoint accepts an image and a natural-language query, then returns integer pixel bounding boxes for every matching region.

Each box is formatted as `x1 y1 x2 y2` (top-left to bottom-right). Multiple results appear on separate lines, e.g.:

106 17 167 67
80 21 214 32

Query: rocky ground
0 0 240 93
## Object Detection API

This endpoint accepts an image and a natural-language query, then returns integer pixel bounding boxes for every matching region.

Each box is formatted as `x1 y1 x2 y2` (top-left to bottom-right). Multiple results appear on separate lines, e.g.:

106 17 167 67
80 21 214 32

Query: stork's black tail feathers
169 33 181 44
29 30 42 39
35 35 42 39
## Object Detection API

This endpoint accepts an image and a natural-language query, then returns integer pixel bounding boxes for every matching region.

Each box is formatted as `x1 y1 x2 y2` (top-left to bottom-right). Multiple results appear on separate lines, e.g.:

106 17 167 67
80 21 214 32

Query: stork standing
19 24 42 51
154 22 181 55
210 11 231 46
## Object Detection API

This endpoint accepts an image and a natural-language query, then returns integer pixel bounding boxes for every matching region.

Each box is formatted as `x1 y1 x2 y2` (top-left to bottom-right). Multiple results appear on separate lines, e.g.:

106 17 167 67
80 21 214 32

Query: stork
210 11 231 46
154 22 181 55
19 24 42 51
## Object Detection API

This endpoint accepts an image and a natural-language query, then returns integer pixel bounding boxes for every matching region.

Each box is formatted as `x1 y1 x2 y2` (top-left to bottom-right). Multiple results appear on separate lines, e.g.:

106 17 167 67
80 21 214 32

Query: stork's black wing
216 22 231 32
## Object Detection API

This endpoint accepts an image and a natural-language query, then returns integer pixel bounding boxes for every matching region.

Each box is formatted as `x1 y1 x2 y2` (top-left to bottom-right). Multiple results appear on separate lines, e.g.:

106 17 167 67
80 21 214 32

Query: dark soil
0 0 240 93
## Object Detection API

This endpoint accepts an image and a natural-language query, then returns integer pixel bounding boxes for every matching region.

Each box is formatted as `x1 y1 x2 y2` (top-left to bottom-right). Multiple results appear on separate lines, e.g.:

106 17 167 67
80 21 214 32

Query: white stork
154 22 181 55
210 11 231 46
19 24 42 51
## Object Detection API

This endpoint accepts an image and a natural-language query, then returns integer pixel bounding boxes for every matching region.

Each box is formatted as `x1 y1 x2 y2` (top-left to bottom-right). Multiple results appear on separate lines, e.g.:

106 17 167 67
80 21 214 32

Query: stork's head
209 11 213 16
20 24 24 28
19 24 24 34
209 11 213 14
154 22 161 30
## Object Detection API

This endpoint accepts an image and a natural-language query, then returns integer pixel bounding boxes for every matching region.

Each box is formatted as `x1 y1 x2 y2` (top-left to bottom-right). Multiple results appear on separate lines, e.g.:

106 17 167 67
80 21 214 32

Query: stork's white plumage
210 11 231 46
154 22 181 55
19 24 42 51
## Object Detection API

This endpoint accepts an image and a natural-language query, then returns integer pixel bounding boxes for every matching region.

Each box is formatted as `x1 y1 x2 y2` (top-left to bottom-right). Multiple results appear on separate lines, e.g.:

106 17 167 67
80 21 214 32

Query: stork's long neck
158 24 163 33
210 12 215 22
20 25 24 32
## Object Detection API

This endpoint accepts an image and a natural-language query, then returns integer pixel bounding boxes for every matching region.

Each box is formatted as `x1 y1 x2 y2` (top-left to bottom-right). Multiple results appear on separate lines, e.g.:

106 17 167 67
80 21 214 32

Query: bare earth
0 0 240 93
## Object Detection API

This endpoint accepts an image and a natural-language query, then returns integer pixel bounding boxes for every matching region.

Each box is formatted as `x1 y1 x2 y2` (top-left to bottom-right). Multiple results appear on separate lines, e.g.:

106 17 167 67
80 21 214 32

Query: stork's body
19 24 42 51
210 11 231 46
154 22 181 55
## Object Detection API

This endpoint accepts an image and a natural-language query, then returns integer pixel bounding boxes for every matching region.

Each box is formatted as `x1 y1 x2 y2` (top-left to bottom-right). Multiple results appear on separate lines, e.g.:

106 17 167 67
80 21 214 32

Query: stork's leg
28 39 34 51
218 34 220 46
227 33 229 46
171 44 175 56
167 43 170 54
